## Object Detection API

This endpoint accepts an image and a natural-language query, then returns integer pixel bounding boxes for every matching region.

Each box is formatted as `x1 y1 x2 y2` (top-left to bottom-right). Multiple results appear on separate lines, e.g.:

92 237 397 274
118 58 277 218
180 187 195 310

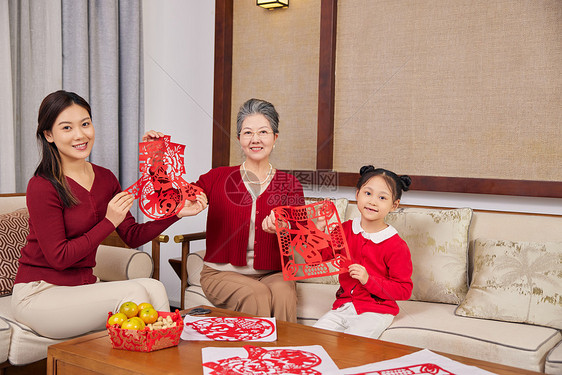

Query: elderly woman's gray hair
236 98 280 136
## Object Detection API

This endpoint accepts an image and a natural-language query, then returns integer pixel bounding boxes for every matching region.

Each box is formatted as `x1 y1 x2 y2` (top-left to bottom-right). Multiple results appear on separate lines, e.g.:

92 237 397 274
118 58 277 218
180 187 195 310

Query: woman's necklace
242 161 273 184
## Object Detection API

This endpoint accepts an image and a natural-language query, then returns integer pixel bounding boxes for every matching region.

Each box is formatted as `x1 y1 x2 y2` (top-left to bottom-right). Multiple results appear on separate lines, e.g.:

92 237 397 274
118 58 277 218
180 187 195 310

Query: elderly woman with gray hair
145 98 304 322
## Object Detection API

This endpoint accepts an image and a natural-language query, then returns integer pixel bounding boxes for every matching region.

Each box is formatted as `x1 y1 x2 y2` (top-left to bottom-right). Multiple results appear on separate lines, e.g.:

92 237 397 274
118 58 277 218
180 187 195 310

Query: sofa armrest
174 232 206 309
93 245 153 281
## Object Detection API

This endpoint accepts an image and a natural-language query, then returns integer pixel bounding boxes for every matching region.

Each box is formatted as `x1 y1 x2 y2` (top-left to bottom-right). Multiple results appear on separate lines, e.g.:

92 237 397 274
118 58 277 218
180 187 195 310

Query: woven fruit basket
106 310 183 352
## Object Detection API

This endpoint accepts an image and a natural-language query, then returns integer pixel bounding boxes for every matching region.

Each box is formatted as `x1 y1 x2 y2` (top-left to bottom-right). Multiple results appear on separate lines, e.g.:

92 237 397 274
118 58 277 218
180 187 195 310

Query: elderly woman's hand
142 130 165 142
261 211 277 234
177 193 208 218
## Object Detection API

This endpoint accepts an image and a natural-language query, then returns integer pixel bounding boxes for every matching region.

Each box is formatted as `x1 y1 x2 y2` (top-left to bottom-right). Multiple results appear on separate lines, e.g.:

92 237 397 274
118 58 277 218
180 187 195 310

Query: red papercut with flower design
124 135 203 219
203 345 323 375
273 200 351 281
184 317 276 341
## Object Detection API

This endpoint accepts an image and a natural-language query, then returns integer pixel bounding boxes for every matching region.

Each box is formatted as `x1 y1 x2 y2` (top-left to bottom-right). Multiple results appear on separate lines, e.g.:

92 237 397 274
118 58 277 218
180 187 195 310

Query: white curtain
0 0 62 193
62 0 144 194
1 0 144 215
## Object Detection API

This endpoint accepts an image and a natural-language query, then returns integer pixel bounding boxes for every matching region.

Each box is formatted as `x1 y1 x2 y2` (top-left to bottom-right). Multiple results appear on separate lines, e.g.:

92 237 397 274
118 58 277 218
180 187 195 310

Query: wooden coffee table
47 306 541 374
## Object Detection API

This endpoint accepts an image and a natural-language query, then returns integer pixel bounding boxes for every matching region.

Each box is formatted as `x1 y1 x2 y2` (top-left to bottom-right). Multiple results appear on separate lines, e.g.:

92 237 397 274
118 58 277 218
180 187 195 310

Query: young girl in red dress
314 165 413 338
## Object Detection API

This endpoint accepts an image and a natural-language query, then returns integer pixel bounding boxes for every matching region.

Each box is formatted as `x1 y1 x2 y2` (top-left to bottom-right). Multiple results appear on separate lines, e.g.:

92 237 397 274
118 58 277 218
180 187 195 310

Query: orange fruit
107 312 127 327
137 302 153 311
119 301 139 318
121 318 144 330
138 307 158 324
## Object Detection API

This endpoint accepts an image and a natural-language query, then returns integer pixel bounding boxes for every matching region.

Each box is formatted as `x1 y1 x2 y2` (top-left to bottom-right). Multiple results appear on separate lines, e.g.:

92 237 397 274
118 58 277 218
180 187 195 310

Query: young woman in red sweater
145 98 304 322
12 90 207 339
313 166 413 338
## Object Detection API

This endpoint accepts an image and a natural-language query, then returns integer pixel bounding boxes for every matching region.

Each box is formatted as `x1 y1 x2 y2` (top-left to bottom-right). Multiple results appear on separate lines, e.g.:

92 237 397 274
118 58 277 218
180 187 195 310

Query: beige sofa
177 198 562 374
0 194 167 370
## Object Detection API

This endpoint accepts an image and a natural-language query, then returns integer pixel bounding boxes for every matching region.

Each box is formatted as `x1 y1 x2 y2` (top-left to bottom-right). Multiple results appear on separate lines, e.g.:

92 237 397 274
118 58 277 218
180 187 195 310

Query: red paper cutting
124 135 203 219
189 317 275 341
273 200 351 281
203 345 323 375
352 363 454 375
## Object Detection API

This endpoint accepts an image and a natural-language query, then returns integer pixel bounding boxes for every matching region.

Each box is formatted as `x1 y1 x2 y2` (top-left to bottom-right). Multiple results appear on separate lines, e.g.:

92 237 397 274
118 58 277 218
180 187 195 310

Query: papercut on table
273 200 351 281
124 135 203 219
341 349 495 375
201 345 341 375
181 316 277 342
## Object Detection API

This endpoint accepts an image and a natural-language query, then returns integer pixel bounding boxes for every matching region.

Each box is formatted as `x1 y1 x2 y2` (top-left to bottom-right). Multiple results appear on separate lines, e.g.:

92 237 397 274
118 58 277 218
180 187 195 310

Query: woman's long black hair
34 90 92 207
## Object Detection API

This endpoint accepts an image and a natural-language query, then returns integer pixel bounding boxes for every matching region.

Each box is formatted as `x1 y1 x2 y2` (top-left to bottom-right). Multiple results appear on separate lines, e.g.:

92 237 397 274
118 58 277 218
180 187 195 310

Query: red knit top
15 164 178 286
194 166 304 270
333 220 413 315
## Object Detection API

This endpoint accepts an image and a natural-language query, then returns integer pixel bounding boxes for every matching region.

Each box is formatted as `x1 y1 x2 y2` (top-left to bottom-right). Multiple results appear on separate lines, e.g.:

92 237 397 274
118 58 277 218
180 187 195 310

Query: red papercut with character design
273 200 351 281
125 135 203 219
203 345 323 375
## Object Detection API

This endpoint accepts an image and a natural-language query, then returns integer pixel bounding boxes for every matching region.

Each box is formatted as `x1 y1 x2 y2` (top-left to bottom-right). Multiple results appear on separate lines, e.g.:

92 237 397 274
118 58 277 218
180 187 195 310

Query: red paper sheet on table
202 345 341 375
125 135 203 219
181 316 277 341
273 200 351 281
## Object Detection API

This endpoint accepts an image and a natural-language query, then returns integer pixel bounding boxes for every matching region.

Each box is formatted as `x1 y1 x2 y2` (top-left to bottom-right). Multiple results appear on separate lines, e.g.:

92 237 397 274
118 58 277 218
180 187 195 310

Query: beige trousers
11 278 169 339
200 265 297 322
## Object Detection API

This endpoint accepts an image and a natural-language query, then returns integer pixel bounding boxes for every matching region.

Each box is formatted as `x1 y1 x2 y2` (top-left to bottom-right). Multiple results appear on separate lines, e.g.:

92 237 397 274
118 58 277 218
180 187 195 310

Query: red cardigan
15 164 178 286
194 166 304 270
333 220 413 315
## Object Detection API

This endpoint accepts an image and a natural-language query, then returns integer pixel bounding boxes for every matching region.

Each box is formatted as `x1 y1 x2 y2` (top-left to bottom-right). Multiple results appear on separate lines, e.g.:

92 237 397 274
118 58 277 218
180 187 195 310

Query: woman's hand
106 192 135 227
262 211 278 234
348 263 369 285
177 193 208 218
142 130 165 142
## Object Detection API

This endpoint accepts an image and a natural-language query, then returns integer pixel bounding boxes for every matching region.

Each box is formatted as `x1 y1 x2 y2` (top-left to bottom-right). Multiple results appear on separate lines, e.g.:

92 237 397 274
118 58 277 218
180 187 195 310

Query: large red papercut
125 135 203 219
203 345 323 375
189 317 275 341
351 363 454 375
273 200 351 281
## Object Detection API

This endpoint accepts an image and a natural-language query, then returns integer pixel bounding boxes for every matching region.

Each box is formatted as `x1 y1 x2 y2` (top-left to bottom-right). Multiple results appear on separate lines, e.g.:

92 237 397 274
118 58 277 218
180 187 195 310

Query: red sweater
333 220 413 315
194 166 304 270
15 164 178 286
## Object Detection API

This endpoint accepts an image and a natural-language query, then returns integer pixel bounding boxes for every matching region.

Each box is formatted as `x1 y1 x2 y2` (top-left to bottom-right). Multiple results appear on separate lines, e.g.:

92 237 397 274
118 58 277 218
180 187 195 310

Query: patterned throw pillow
295 198 349 284
456 238 562 329
385 207 473 304
0 208 29 296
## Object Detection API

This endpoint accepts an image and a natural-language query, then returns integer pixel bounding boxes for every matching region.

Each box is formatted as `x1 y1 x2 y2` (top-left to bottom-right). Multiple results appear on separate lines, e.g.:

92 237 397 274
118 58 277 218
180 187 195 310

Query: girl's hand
142 130 165 142
348 263 369 285
177 193 208 218
262 211 278 234
106 192 135 227
315 216 327 232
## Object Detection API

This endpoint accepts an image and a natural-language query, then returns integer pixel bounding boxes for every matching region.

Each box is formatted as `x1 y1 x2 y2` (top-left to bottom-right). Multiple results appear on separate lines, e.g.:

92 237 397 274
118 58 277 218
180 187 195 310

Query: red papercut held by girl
125 135 204 219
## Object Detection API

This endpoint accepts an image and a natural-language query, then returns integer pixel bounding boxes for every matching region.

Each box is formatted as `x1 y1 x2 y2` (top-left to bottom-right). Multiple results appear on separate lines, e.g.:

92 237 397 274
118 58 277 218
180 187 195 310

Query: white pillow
456 238 562 329
385 207 473 304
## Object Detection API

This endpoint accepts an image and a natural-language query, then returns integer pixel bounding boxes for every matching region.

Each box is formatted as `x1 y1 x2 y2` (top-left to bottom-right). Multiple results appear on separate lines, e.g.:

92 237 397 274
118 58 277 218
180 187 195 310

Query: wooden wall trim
212 0 234 168
316 0 338 170
335 172 562 199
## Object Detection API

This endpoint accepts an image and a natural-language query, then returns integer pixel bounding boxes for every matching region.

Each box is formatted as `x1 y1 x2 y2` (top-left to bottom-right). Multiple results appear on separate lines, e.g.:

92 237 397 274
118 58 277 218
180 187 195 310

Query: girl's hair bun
399 175 412 192
359 165 375 176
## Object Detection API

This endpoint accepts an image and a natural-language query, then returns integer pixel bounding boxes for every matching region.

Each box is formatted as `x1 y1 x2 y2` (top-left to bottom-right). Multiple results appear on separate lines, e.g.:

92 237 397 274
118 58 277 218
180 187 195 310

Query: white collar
352 217 397 244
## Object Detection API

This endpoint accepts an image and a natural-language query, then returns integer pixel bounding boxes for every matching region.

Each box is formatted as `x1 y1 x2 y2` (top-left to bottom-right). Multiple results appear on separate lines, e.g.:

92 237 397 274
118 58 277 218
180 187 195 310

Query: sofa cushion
546 340 562 375
0 296 66 365
296 198 349 285
380 300 561 373
296 282 339 326
456 238 562 330
0 316 11 363
186 250 206 287
384 207 472 304
93 245 153 281
0 208 29 296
